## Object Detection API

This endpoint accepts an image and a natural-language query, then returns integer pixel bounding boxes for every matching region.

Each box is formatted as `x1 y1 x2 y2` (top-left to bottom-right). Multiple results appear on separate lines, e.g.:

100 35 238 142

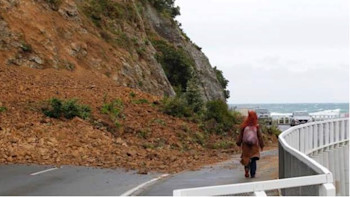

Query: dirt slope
0 64 259 173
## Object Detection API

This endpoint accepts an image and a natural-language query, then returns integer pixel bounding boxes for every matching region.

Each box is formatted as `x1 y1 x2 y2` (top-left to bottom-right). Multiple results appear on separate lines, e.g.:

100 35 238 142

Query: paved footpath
137 149 279 196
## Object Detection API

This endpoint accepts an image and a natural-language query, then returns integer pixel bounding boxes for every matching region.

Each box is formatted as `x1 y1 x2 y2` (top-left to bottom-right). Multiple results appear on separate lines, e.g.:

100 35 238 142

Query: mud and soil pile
0 65 277 173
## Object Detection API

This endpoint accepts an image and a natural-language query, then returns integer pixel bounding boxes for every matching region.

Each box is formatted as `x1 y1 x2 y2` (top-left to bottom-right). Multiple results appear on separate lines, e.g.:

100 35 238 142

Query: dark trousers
245 157 259 176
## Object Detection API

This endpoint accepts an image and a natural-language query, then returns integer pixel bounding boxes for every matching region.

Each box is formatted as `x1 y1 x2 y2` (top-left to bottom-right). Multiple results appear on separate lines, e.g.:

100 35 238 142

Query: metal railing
173 118 349 196
280 118 349 196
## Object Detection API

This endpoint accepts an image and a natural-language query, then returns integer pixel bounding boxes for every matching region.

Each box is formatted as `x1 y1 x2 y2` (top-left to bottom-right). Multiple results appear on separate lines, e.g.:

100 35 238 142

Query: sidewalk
138 149 279 196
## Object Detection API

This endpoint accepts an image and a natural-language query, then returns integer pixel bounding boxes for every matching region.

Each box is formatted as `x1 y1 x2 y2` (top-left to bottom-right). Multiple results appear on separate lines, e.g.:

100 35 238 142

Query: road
0 125 290 196
137 125 290 196
0 164 161 195
137 150 279 196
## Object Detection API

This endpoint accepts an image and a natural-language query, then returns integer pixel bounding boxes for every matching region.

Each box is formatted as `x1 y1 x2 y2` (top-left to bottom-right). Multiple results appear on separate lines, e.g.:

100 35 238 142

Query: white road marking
30 167 59 176
120 174 169 196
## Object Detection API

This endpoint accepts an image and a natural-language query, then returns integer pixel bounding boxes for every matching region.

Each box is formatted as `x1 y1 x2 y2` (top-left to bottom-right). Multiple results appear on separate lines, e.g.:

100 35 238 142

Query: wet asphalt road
0 164 160 195
138 150 279 196
0 125 290 196
138 125 291 196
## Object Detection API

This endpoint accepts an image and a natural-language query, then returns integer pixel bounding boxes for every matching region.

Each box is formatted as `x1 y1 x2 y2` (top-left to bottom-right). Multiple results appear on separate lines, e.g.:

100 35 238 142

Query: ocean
229 103 349 116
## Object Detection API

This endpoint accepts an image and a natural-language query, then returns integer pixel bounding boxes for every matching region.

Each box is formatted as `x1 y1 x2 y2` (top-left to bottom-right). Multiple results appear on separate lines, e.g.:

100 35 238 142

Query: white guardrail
173 118 349 196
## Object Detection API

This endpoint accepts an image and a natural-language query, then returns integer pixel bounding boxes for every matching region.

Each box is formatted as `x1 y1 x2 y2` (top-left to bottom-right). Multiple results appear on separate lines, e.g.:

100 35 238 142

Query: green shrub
115 32 133 50
145 0 180 18
101 99 124 129
20 42 32 53
81 0 137 28
43 98 91 120
161 96 192 118
114 120 122 128
0 106 7 113
132 99 149 104
260 123 281 137
213 66 230 99
101 99 123 118
129 92 136 98
211 140 235 149
142 143 155 149
151 38 194 92
185 76 204 113
204 100 235 134
192 132 207 146
137 128 150 139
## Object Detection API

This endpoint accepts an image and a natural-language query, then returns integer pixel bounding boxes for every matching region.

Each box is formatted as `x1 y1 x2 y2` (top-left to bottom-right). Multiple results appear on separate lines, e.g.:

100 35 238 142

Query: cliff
0 0 227 101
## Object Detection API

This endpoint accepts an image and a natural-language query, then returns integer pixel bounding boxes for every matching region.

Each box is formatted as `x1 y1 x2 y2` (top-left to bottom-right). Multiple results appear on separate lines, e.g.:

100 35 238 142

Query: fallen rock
126 150 137 157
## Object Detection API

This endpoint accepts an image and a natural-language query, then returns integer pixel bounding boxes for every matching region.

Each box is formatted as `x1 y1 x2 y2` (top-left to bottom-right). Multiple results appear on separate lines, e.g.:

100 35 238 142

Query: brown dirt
0 64 277 174
0 0 279 174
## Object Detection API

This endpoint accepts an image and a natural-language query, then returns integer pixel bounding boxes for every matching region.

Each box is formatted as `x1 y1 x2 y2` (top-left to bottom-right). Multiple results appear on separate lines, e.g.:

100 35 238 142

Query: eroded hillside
0 0 227 101
0 0 278 173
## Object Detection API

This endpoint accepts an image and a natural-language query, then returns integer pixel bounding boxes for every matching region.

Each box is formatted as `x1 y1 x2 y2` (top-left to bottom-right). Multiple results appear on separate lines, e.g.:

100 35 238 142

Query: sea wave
310 109 341 115
271 109 344 118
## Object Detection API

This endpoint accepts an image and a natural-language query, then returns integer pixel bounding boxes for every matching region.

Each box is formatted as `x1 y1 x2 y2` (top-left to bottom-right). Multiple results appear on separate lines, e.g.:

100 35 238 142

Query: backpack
243 126 258 146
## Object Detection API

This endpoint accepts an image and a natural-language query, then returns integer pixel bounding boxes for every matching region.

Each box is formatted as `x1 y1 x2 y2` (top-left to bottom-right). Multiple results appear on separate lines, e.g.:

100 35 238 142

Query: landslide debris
0 65 276 173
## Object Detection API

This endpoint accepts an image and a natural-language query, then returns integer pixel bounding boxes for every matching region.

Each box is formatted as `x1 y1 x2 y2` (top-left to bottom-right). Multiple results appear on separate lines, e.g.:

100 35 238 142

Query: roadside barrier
173 118 349 196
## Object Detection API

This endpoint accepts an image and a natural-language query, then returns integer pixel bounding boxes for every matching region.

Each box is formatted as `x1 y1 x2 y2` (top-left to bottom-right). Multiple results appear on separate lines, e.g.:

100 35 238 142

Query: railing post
334 144 340 195
308 125 313 153
325 122 330 145
339 143 346 195
340 120 345 141
296 129 300 151
319 183 336 196
279 140 285 179
346 120 349 139
320 123 324 147
313 124 318 149
345 142 349 195
330 122 334 143
295 131 298 149
300 127 305 152
322 147 329 169
335 121 340 142
328 147 335 183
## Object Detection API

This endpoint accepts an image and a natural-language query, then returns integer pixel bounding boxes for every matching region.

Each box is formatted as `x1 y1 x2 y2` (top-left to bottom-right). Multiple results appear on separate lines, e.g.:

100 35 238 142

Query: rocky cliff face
0 0 226 101
144 4 226 101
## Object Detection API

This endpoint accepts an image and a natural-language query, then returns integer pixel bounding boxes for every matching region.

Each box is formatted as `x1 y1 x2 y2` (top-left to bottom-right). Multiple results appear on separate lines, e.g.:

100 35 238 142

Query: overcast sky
175 0 349 104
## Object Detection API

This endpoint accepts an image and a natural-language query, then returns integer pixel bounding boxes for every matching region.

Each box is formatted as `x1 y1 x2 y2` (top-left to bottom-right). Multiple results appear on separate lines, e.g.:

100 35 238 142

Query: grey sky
175 0 349 104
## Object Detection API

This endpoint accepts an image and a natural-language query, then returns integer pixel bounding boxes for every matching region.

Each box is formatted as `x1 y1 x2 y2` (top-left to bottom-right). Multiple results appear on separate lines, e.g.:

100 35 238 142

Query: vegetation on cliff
214 66 230 99
0 0 279 173
145 0 180 18
151 38 194 92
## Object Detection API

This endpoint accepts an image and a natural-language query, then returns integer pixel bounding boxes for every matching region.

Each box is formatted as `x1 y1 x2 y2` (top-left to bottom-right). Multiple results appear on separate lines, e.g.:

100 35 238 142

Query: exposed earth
0 65 278 174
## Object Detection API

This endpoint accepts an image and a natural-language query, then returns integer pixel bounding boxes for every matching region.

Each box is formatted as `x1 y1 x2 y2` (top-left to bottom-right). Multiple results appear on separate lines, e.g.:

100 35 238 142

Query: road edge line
30 167 59 176
120 174 169 196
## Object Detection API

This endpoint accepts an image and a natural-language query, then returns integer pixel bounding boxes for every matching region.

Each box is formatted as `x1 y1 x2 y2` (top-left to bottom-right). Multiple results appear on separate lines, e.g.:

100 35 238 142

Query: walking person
236 111 264 178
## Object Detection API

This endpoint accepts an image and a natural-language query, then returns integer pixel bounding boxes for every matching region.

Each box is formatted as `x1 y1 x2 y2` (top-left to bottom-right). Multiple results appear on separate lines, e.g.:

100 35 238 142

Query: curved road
137 149 279 196
0 164 161 195
0 125 289 196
